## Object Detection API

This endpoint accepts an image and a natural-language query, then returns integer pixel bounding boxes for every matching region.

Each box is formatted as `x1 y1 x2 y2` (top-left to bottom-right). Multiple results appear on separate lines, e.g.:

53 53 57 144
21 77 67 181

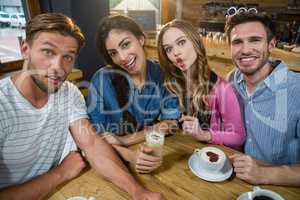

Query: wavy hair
157 19 213 117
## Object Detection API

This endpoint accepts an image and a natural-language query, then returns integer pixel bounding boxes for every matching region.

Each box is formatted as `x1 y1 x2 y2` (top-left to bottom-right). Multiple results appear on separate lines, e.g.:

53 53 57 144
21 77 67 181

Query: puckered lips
176 57 185 68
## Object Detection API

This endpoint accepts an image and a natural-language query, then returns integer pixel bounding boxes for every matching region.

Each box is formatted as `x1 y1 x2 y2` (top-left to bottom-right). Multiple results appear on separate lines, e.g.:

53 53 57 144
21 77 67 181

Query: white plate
188 153 233 182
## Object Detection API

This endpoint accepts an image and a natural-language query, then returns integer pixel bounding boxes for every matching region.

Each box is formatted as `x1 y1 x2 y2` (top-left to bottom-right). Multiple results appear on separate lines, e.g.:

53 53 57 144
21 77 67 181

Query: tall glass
145 131 165 157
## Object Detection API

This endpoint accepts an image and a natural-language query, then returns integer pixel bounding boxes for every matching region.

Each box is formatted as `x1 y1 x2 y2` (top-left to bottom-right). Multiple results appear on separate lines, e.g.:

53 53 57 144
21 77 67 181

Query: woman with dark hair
157 19 245 150
87 15 180 173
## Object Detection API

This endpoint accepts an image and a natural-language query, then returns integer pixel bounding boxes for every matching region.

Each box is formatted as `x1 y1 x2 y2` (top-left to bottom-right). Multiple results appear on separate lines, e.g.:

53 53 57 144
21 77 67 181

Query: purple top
207 76 245 150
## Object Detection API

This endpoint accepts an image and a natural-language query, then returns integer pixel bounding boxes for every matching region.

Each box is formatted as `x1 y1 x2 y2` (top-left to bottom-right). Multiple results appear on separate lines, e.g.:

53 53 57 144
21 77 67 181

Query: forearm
260 164 300 186
120 120 177 146
0 167 66 200
111 144 136 163
209 129 245 148
71 119 144 197
84 139 142 196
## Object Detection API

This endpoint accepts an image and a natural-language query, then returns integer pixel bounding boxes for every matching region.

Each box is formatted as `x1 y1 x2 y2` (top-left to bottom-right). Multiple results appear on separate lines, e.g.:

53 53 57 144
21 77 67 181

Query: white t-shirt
0 77 88 188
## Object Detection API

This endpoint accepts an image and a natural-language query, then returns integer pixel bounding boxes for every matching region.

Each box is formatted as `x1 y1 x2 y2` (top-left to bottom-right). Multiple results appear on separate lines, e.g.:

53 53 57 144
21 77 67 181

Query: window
0 0 27 64
109 0 161 31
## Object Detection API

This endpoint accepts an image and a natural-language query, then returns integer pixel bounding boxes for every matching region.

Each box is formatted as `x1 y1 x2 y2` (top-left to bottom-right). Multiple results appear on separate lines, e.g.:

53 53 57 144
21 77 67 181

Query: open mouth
47 75 62 85
124 57 136 70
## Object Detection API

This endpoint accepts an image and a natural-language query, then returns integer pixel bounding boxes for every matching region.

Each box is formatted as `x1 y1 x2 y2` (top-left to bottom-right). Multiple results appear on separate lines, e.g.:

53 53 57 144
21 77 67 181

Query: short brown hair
225 12 275 43
95 15 145 66
25 13 85 53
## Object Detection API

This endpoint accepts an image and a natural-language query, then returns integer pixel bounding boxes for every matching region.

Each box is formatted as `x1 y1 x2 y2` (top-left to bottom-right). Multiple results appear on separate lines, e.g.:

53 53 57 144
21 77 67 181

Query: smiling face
230 21 276 77
162 27 197 72
21 32 78 93
105 29 146 75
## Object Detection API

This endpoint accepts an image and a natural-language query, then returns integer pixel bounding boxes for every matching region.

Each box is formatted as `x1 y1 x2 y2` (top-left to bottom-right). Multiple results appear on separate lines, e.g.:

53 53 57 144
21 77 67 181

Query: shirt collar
236 60 287 92
263 60 287 92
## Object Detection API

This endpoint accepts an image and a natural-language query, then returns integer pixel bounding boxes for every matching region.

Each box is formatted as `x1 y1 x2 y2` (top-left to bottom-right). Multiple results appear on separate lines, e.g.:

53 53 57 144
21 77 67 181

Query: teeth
240 57 255 61
125 57 135 68
48 76 59 81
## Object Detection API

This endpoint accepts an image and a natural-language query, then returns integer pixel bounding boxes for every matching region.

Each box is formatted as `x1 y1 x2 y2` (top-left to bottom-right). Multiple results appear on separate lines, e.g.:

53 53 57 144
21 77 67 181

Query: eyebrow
107 37 130 51
163 35 186 47
231 35 263 43
42 41 57 48
42 41 77 55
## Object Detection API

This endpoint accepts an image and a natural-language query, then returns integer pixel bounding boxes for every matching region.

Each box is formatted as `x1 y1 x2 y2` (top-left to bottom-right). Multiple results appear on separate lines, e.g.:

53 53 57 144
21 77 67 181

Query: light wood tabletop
47 133 300 200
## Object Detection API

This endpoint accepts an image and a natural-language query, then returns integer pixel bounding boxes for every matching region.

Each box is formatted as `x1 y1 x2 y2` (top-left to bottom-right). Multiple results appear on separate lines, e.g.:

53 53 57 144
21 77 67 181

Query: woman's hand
179 115 211 142
131 143 162 174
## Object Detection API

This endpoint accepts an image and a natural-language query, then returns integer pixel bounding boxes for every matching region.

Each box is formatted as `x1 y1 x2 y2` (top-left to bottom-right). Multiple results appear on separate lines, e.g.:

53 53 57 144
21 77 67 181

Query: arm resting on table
70 118 145 197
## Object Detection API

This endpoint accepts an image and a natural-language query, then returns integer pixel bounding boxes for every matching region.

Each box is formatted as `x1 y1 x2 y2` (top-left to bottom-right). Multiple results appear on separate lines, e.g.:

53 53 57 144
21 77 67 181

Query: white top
0 77 88 188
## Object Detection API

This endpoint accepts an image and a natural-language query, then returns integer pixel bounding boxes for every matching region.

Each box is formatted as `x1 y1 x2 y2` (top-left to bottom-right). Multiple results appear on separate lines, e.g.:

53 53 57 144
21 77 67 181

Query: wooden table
47 134 300 200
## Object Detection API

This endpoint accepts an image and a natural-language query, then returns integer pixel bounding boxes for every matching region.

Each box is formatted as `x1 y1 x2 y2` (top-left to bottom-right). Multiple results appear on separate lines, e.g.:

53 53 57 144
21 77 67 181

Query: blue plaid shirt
232 61 300 165
87 60 180 134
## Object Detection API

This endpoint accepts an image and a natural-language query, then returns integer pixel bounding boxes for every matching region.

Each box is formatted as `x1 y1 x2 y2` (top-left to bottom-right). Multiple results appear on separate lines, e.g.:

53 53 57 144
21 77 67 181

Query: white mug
194 147 226 172
249 187 284 200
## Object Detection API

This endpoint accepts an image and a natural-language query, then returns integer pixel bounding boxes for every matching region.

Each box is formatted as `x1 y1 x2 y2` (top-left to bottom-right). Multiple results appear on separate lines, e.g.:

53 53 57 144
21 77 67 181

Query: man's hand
55 151 87 181
132 187 165 200
180 115 211 142
132 144 162 174
230 154 266 185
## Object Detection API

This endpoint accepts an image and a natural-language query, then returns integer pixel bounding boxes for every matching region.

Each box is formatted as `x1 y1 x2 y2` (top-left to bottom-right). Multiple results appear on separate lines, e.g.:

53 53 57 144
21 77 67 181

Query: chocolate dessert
253 196 274 200
206 151 219 162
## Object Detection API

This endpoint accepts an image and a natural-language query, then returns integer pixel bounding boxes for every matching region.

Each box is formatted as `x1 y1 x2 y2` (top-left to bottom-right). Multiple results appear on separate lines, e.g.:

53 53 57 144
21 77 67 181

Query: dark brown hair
95 15 145 67
26 13 85 53
95 15 146 133
225 12 276 43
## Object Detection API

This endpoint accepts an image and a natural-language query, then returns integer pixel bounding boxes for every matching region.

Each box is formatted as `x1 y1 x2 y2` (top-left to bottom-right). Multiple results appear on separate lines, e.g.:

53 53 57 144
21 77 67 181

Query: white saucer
188 153 233 182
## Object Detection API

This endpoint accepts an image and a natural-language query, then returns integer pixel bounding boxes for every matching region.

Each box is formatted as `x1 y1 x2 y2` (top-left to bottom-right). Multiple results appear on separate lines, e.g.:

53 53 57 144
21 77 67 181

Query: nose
118 50 127 62
240 42 252 54
173 46 181 57
51 57 65 75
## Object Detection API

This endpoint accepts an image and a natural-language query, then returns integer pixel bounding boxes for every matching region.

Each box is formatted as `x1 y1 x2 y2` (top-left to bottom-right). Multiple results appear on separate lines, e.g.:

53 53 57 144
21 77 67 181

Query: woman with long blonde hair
157 19 245 149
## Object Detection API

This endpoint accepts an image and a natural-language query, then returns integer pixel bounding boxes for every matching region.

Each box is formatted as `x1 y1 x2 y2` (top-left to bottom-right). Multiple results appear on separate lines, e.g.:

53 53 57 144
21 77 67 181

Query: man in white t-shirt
0 13 164 200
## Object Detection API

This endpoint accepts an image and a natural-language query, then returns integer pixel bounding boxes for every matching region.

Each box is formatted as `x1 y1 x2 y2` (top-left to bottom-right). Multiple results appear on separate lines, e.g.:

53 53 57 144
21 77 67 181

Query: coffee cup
249 187 284 200
145 131 165 157
194 147 226 172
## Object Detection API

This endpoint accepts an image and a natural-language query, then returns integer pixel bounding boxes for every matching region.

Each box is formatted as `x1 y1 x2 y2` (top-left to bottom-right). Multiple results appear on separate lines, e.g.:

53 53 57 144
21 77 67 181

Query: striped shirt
0 77 88 188
232 61 300 165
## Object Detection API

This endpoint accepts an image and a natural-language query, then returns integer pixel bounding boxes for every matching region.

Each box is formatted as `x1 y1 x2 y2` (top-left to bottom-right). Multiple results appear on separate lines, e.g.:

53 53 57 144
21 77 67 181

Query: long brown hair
157 19 213 118
95 15 147 133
